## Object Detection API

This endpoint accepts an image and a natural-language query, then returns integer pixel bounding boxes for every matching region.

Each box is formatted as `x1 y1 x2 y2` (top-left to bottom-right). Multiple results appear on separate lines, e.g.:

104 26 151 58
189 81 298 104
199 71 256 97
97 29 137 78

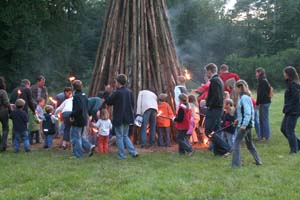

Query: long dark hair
284 66 300 84
0 76 6 90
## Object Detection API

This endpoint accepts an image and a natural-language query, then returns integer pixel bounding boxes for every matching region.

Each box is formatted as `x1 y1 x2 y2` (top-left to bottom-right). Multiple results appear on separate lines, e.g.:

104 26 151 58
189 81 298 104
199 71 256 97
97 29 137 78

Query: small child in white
93 108 112 154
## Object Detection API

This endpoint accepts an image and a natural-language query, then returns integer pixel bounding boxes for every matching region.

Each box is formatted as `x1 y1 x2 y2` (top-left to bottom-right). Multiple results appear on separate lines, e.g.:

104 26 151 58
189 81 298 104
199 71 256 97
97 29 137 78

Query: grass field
1 92 300 200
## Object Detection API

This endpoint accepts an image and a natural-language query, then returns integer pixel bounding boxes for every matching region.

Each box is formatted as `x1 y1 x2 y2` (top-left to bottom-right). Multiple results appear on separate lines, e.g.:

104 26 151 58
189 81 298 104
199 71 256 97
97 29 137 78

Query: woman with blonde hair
232 80 262 167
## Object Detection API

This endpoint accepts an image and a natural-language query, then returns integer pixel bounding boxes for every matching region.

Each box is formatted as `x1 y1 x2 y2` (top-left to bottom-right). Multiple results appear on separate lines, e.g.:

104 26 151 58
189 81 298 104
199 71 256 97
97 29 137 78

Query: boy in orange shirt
157 93 174 147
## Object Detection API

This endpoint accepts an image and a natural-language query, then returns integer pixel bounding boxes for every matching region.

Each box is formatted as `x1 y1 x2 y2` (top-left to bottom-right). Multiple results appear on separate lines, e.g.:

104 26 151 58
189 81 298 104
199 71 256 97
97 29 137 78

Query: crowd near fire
3 62 300 168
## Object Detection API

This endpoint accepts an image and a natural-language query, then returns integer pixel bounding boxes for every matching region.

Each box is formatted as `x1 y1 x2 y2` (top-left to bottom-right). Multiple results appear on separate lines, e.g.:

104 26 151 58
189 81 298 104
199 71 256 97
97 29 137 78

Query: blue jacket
106 87 135 126
236 94 254 128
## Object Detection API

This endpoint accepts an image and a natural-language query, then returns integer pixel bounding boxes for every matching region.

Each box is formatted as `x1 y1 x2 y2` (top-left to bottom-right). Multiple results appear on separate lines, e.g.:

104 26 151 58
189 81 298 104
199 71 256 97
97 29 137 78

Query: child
157 93 174 147
93 108 112 154
173 93 194 156
29 109 41 145
36 97 45 120
10 99 30 152
222 99 236 148
42 105 58 148
188 95 199 144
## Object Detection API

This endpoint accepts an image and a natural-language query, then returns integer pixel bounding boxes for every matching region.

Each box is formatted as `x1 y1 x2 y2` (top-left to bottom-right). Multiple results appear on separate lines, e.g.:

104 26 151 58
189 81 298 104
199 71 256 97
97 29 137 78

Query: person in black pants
204 63 230 156
281 66 300 154
0 77 11 151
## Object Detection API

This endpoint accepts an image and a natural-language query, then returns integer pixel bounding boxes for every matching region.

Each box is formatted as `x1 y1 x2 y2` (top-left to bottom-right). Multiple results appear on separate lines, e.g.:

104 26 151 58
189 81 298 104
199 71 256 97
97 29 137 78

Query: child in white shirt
93 108 112 154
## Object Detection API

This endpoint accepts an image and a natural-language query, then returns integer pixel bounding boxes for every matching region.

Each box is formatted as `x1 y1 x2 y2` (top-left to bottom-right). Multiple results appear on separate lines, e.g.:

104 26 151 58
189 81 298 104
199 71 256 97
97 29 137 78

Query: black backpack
42 113 55 135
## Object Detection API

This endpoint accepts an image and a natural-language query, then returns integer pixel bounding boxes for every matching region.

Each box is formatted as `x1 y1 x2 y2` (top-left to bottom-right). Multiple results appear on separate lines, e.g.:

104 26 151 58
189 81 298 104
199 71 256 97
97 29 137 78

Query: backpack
42 113 55 135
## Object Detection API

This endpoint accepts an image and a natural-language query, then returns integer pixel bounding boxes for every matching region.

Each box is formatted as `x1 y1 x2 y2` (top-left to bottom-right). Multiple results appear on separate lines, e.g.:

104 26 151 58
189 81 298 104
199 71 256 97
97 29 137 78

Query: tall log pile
89 0 182 109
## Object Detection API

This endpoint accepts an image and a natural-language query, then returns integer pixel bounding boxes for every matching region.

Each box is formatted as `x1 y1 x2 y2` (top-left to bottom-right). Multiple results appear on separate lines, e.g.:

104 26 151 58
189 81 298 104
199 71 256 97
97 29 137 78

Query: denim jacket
237 94 254 128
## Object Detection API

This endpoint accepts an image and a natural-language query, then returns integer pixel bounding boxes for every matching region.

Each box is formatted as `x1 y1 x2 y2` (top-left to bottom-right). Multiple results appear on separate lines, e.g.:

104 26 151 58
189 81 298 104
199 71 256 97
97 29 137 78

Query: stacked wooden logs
89 0 181 110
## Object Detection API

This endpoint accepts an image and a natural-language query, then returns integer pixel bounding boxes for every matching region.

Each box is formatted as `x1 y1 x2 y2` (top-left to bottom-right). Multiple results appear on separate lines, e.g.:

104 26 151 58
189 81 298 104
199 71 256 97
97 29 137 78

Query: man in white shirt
136 89 158 148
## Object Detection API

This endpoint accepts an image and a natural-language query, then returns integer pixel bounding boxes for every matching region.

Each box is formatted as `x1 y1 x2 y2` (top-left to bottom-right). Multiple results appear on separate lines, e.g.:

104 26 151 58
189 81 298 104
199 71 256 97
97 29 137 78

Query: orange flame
92 128 98 133
17 89 22 95
157 110 162 116
68 76 76 82
49 97 57 105
184 69 191 80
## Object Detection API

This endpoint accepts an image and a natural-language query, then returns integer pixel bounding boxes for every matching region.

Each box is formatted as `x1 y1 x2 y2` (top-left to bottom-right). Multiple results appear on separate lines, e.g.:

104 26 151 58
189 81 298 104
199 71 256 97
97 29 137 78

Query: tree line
1 0 300 93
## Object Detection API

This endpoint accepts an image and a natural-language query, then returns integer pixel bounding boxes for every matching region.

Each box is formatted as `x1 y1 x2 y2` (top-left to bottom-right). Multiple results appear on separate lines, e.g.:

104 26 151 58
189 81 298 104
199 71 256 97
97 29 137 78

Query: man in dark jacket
31 75 48 103
70 80 95 158
205 63 230 156
106 74 138 160
10 79 35 114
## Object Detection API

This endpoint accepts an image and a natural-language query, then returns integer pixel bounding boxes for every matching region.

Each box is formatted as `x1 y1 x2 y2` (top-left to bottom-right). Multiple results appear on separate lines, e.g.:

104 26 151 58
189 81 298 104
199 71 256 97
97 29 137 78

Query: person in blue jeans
281 66 300 154
106 74 138 160
136 89 158 148
204 63 230 156
232 80 262 167
10 99 30 152
70 80 95 158
256 67 272 141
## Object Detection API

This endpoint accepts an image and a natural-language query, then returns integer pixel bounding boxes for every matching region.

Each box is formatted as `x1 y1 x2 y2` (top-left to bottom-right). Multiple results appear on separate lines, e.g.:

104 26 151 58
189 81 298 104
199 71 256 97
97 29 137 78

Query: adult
219 64 240 93
136 89 158 148
69 80 95 158
174 75 188 108
106 74 138 160
232 80 262 167
196 75 210 102
204 63 230 156
0 77 11 151
54 88 73 150
281 66 300 154
256 67 272 141
10 79 35 113
88 97 103 121
54 87 72 107
31 75 48 103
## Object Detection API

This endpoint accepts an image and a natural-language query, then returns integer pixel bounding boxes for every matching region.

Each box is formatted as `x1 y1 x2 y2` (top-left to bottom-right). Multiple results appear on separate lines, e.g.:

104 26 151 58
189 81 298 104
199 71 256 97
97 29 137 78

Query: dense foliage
1 0 300 93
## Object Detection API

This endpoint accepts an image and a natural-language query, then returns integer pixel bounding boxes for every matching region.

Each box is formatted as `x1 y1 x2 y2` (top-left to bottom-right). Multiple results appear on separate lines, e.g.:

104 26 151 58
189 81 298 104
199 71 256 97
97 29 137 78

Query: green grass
1 92 300 199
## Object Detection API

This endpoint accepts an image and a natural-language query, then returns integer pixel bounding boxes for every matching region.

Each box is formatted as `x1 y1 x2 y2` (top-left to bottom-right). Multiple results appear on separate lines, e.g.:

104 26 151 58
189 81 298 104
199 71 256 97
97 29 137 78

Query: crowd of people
0 63 299 167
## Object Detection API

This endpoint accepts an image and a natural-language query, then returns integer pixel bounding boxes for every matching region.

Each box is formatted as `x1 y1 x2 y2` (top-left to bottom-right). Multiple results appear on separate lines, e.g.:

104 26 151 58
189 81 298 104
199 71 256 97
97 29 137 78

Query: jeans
254 108 260 138
259 103 271 139
115 124 137 159
140 109 157 146
62 112 72 142
30 130 40 144
44 134 53 148
176 129 193 154
157 127 171 146
223 131 234 148
281 114 300 153
232 128 261 167
14 130 30 152
70 126 92 158
0 109 9 150
205 108 223 136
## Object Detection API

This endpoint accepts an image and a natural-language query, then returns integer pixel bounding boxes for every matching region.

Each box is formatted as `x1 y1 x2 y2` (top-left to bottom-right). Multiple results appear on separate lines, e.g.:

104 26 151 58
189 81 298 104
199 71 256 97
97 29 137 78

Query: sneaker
132 153 139 158
89 145 96 157
25 149 30 152
223 152 230 157
255 161 263 166
188 150 195 157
